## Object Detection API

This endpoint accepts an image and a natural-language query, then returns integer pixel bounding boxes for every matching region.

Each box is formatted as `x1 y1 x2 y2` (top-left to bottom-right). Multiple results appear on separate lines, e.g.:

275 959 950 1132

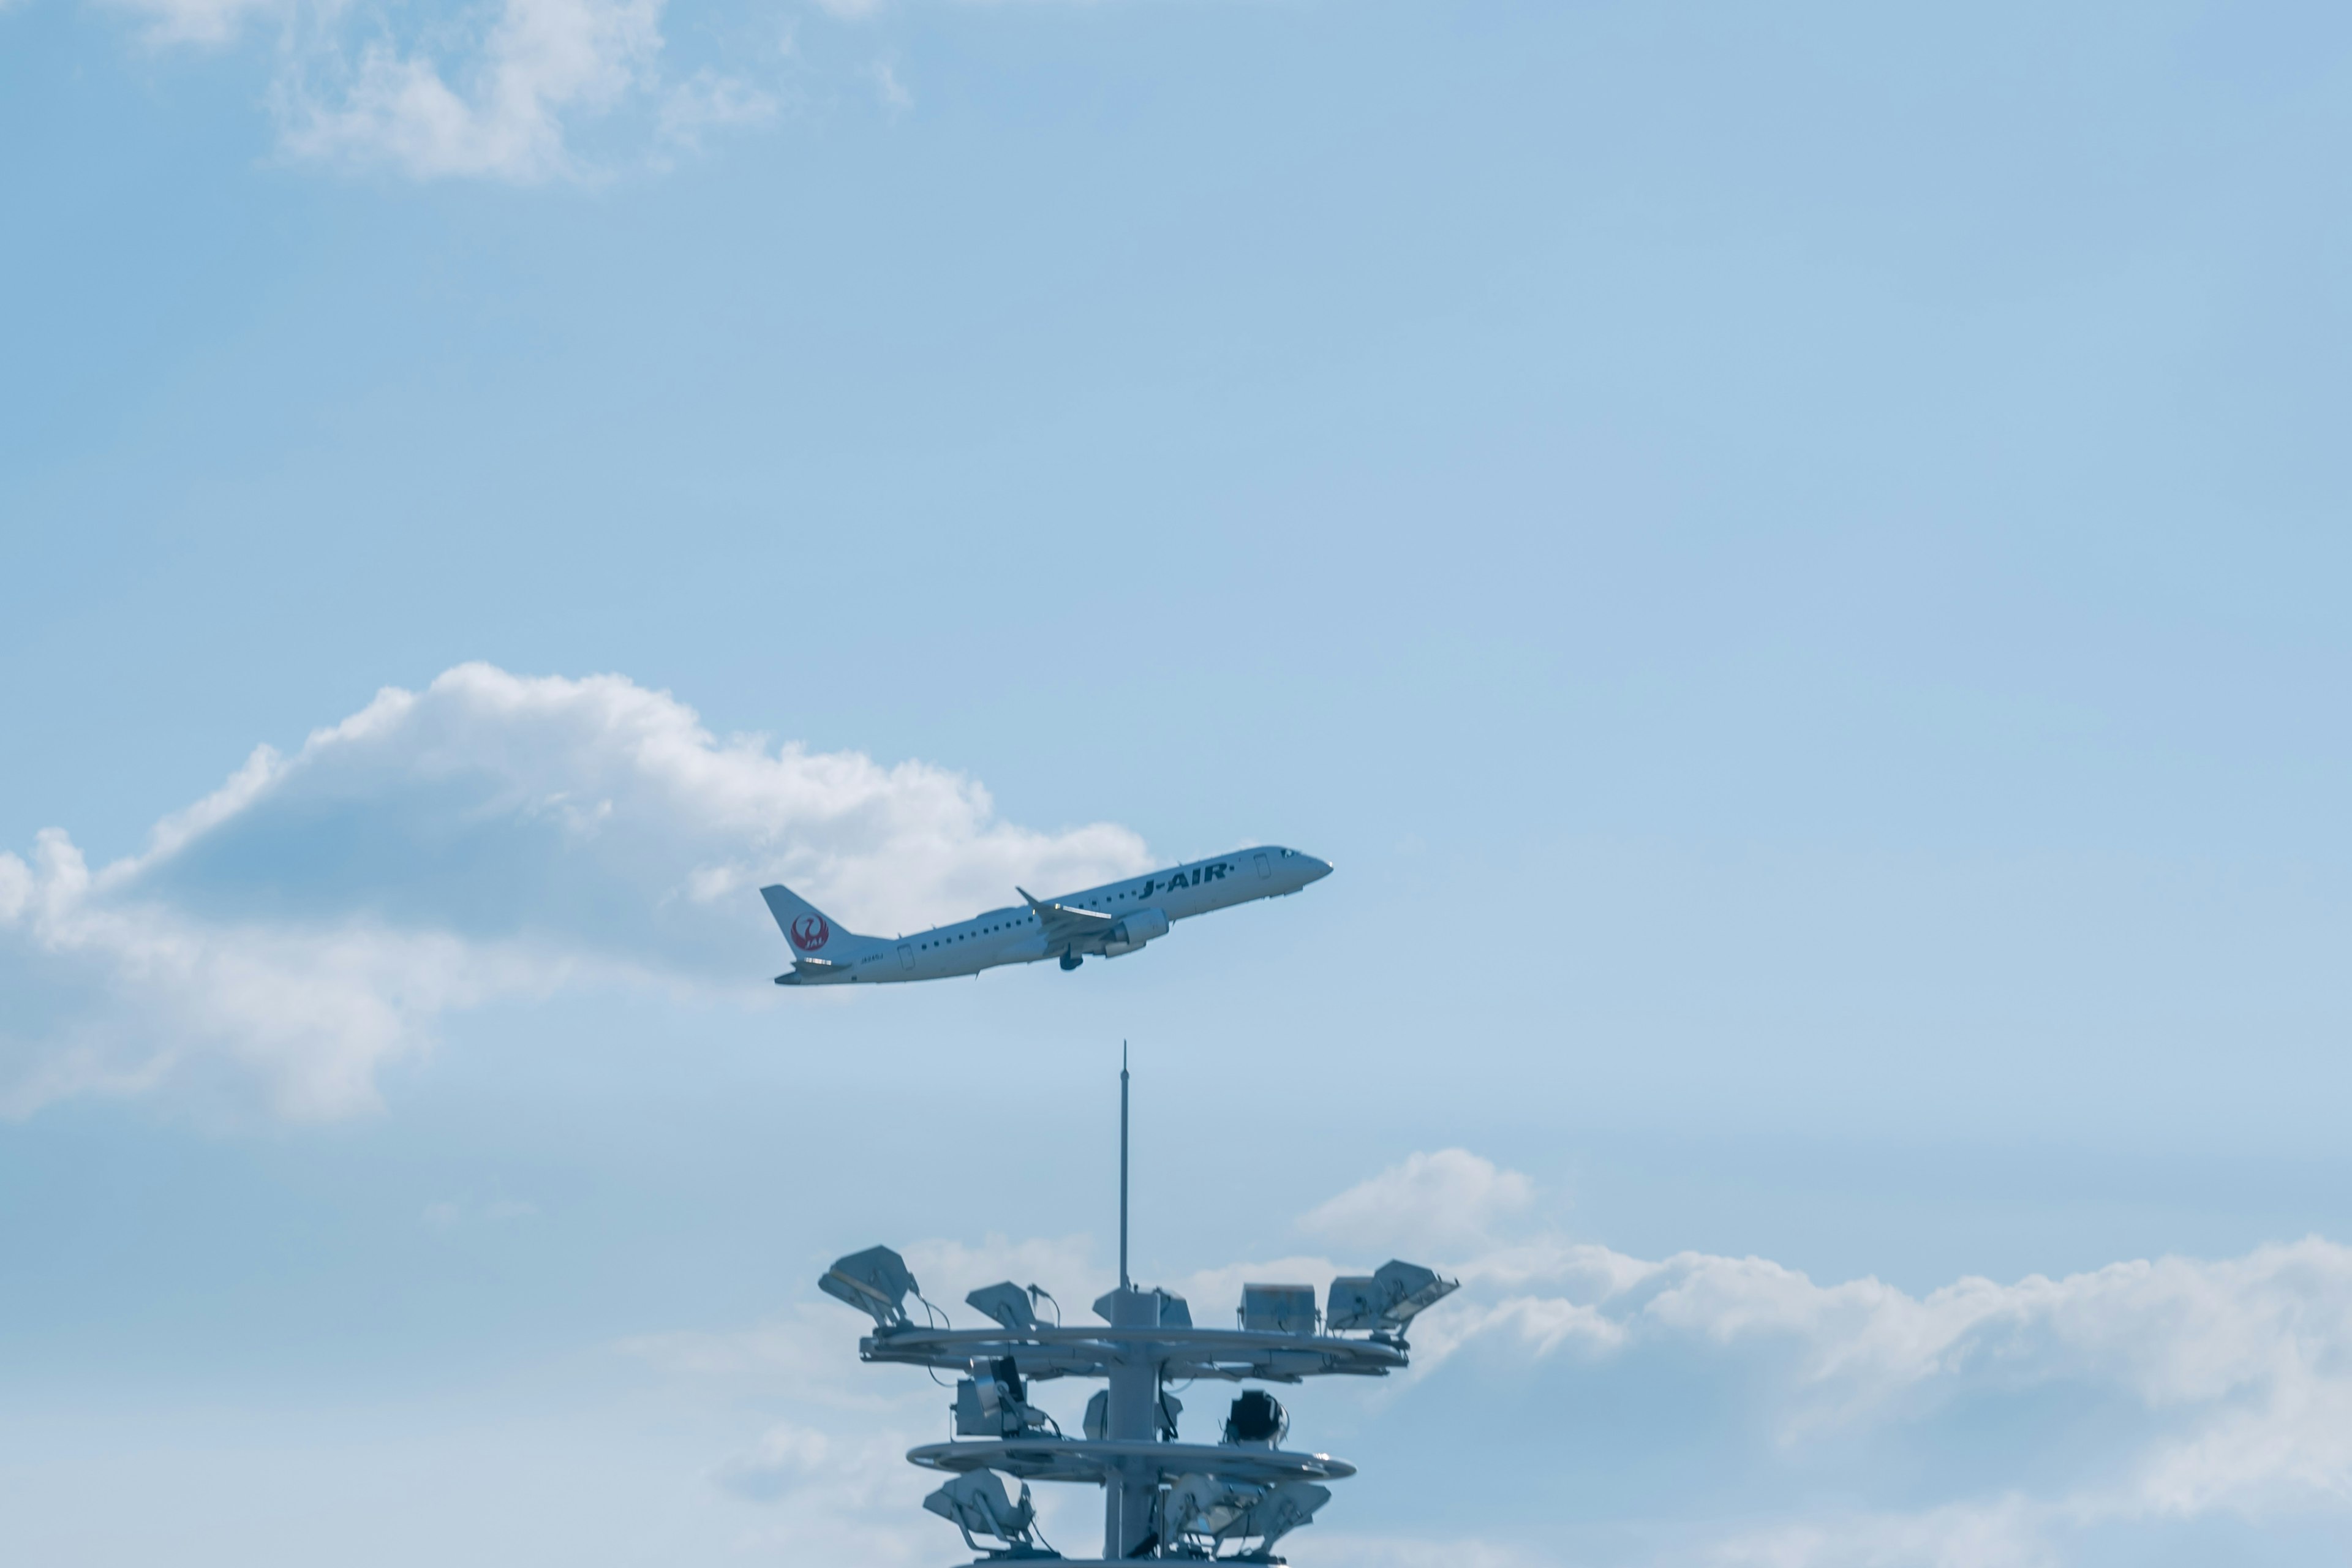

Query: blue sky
4 1 2351 1564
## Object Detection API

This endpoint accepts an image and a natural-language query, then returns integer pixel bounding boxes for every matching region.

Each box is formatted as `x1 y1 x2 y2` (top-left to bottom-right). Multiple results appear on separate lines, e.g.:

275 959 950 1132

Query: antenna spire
1118 1042 1131 1291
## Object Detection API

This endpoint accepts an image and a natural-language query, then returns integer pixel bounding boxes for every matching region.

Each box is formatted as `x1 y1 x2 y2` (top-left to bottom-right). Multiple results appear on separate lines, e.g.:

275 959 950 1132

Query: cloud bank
1299 1145 1533 1256
0 663 1149 1118
655 1154 2352 1568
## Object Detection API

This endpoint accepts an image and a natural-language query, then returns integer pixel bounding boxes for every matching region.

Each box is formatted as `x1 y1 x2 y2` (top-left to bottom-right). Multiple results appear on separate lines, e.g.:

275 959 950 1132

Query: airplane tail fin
760 883 873 961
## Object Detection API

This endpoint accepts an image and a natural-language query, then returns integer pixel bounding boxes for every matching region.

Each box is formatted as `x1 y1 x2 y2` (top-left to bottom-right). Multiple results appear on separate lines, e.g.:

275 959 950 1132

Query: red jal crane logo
790 914 831 952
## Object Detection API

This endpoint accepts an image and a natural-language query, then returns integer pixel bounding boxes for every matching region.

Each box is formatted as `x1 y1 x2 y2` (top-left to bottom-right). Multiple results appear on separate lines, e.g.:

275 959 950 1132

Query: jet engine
1102 907 1170 956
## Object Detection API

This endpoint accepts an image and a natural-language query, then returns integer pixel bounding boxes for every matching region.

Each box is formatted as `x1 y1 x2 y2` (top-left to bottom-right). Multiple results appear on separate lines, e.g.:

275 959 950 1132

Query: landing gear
1059 952 1084 972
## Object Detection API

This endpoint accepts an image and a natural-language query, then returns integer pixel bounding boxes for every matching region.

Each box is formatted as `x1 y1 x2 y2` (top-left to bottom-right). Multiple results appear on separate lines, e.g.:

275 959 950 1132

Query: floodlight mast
821 1049 1460 1564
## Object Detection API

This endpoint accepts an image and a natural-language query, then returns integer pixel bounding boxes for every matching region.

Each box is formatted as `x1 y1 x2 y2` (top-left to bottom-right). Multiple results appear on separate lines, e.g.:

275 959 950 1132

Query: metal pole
1119 1041 1130 1292
1106 1042 1158 1558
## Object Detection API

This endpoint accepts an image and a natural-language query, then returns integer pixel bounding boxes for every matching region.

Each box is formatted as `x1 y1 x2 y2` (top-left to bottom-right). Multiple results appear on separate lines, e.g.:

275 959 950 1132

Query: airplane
759 846 1333 986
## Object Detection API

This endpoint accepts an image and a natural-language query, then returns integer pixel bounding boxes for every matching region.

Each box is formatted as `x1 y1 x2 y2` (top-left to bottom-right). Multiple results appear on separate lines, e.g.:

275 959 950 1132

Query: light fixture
1222 1389 1289 1447
921 1469 1048 1556
1162 1473 1256 1545
1240 1283 1319 1334
1090 1284 1190 1327
1235 1479 1330 1551
1163 1475 1330 1556
954 1356 1057 1438
1325 1259 1460 1337
816 1245 918 1330
965 1281 1039 1331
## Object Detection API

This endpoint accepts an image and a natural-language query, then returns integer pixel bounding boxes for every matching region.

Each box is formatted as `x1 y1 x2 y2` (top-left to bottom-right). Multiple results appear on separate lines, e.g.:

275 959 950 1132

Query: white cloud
0 824 557 1118
706 1407 959 1562
716 1419 884 1502
0 663 1150 1118
1335 1153 2352 1562
278 0 666 181
1425 1227 2352 1478
628 1281 1098 1560
91 0 790 182
1298 1146 1534 1258
1697 1498 2059 1568
83 0 1151 181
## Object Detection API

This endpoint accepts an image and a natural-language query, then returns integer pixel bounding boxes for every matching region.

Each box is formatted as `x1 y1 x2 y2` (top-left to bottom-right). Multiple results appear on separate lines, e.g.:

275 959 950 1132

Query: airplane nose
1305 857 1333 882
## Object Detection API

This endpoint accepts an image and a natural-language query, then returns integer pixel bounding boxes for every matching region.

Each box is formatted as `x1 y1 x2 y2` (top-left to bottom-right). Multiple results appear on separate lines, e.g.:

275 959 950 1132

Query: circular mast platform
815 1049 1457 1563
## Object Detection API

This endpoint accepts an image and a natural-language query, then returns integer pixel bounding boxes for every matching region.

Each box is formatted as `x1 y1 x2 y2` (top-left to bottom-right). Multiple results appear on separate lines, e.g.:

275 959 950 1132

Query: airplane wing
1016 886 1116 947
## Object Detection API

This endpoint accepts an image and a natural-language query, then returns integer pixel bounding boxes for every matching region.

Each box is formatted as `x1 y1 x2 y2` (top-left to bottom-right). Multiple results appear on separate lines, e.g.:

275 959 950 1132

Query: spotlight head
1164 1474 1261 1544
922 1469 1038 1550
953 1378 995 1436
1223 1389 1289 1447
1242 1480 1331 1551
818 1245 918 1330
1371 1259 1458 1328
965 1281 1039 1331
954 1358 1047 1438
1164 1475 1329 1555
1240 1283 1318 1335
1325 1259 1458 1336
1088 1284 1191 1327
1325 1277 1378 1330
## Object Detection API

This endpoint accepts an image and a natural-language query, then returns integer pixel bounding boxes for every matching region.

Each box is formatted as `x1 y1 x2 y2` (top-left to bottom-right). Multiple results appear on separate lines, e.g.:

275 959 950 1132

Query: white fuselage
802 846 1331 984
